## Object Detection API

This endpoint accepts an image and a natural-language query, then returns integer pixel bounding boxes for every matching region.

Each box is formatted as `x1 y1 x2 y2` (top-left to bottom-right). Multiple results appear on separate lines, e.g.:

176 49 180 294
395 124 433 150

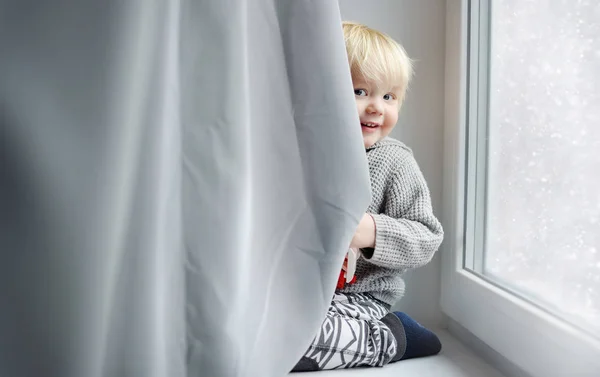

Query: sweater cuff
368 213 397 266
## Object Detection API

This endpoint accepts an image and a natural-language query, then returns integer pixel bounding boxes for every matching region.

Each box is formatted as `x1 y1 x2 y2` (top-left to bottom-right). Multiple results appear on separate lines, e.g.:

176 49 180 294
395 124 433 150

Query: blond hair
342 21 413 103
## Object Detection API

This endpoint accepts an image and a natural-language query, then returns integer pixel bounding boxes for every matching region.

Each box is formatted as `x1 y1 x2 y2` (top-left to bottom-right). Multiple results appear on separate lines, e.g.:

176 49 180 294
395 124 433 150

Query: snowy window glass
483 0 600 335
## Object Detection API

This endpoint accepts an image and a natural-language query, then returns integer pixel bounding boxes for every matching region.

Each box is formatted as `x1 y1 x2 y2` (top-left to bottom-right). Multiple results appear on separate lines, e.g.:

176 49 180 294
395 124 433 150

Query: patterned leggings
292 292 404 372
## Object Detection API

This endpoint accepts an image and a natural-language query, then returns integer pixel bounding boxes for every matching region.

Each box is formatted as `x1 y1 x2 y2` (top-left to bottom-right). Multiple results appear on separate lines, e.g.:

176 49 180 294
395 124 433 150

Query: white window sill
291 328 508 377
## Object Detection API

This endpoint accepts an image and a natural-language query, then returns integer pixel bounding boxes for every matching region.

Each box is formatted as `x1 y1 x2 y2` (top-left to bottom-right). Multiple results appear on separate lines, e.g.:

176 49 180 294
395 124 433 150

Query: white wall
339 0 447 326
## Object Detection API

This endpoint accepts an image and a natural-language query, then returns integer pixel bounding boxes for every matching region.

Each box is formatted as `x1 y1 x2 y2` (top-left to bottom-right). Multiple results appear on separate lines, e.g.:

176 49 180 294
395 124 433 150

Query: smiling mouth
361 122 380 128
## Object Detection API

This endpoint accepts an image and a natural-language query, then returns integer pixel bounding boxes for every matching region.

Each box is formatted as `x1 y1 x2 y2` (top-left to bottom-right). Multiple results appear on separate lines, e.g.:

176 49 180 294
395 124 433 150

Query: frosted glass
484 0 600 336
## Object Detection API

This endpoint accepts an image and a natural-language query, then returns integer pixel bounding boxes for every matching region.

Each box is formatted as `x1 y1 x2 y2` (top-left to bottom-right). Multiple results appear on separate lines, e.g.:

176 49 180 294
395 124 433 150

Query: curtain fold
0 1 371 376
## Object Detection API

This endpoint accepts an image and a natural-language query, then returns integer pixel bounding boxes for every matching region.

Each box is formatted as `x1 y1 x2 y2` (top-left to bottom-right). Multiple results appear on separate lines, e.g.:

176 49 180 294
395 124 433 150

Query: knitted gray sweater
338 137 444 306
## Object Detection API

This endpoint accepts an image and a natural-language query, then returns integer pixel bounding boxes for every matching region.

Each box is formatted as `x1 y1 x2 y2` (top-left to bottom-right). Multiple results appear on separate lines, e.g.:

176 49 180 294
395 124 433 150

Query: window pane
484 0 600 335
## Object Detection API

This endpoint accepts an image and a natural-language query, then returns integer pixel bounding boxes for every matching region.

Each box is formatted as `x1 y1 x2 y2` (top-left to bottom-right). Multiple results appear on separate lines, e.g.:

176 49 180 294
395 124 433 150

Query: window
442 1 600 376
468 0 600 337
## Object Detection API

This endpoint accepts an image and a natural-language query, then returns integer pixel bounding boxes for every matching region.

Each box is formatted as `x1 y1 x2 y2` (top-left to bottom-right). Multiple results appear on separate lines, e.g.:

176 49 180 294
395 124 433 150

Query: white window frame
441 1 600 377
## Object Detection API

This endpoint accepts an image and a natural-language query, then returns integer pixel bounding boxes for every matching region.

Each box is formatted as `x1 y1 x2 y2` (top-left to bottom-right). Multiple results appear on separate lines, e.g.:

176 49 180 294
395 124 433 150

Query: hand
350 214 376 249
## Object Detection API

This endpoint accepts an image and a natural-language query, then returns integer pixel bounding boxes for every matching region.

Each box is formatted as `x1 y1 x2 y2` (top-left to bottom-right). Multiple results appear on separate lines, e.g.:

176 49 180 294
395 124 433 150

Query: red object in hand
336 270 346 289
336 266 357 289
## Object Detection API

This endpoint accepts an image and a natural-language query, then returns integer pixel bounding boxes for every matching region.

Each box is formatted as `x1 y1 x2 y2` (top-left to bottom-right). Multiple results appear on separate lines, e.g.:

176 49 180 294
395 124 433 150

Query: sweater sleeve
361 154 444 269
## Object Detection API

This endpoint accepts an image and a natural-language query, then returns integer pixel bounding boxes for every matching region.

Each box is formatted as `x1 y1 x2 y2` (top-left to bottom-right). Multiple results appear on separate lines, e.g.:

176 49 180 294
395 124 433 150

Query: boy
292 22 444 372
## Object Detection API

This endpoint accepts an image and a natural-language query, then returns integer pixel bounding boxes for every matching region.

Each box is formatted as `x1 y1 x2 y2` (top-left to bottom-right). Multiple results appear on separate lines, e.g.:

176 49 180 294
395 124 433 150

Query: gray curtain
0 1 371 376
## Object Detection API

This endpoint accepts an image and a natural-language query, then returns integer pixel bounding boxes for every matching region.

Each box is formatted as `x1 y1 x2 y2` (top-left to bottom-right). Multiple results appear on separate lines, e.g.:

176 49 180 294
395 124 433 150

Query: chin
364 129 390 147
363 136 378 148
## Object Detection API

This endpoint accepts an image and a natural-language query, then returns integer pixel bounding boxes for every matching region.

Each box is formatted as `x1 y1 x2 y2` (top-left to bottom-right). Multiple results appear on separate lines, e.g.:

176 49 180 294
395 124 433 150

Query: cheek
384 111 398 129
355 100 366 114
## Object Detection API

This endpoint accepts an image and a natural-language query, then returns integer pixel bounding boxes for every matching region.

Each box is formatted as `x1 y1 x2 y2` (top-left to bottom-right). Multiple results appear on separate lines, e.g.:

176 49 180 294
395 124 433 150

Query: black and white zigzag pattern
302 292 397 370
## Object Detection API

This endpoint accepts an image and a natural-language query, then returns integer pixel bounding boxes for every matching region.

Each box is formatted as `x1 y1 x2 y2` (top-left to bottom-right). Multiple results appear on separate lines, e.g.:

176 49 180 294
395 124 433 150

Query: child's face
353 77 401 148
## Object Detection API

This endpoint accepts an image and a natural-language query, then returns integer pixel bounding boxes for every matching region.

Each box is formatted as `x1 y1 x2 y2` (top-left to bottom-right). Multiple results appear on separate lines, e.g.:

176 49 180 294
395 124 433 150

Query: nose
366 98 383 115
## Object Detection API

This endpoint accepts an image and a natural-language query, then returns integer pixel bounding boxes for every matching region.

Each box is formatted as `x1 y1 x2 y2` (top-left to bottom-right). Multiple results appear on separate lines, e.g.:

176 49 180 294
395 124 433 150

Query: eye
354 89 367 96
383 93 396 101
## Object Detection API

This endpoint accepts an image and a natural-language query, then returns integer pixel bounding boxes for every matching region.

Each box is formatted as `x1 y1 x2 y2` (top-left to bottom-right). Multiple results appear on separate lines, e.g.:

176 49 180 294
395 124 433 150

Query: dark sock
391 312 442 360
